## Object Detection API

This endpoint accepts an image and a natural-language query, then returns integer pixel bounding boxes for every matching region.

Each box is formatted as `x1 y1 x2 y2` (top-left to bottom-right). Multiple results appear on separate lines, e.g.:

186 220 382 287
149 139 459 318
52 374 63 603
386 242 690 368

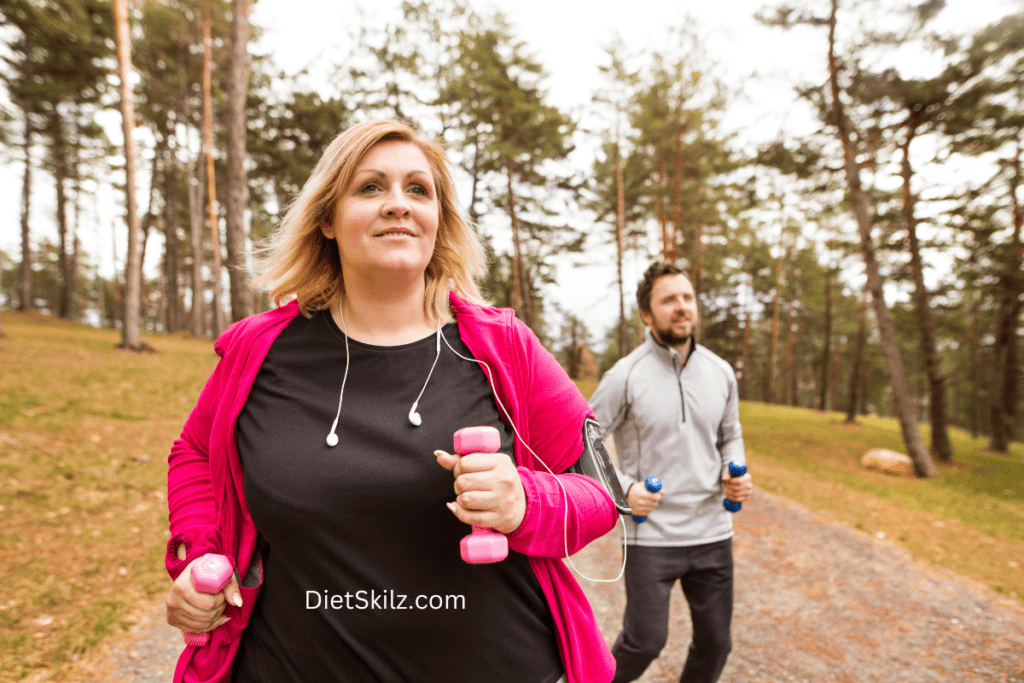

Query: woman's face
325 140 440 286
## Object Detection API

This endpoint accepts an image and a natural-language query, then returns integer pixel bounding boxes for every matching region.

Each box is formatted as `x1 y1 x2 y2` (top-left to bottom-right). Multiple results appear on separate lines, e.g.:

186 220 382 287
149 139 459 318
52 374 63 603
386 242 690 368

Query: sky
0 0 1020 340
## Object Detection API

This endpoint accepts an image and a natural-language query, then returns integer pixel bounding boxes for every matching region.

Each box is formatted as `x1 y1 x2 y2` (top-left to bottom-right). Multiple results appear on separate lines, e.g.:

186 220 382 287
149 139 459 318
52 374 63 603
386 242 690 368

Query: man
589 261 753 683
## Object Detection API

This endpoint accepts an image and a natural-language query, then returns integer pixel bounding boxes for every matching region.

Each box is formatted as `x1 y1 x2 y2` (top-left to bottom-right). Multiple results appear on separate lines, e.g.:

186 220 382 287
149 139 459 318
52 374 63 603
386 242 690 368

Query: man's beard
652 318 693 347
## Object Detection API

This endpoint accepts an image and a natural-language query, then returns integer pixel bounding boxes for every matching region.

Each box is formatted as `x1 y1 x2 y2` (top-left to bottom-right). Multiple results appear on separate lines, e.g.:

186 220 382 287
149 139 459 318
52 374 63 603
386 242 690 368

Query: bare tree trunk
791 300 804 407
740 307 752 400
138 136 166 324
164 140 181 333
113 0 145 351
969 288 980 439
505 160 532 328
845 284 869 424
900 115 953 462
670 91 683 265
819 268 833 410
783 297 795 405
188 143 207 336
224 0 253 322
989 143 1023 452
765 246 783 403
52 117 71 318
18 114 33 311
203 0 225 337
656 158 669 261
827 0 934 476
615 139 629 358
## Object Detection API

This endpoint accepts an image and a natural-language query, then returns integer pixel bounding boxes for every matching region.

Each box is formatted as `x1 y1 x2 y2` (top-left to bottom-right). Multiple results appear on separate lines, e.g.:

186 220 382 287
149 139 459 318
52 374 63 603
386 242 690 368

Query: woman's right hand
165 552 242 633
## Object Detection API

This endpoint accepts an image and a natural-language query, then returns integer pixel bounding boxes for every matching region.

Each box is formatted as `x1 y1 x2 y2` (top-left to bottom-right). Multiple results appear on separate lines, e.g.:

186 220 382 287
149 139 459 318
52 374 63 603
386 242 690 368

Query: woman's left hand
434 450 526 534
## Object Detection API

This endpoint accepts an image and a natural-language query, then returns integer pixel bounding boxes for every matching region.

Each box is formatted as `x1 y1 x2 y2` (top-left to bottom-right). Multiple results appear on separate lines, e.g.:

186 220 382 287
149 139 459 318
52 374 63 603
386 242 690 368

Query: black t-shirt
232 310 563 683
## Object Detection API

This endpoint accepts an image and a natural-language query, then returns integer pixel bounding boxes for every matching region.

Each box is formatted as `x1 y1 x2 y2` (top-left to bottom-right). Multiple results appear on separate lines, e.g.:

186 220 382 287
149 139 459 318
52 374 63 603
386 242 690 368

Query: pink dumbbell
453 426 509 564
182 553 233 646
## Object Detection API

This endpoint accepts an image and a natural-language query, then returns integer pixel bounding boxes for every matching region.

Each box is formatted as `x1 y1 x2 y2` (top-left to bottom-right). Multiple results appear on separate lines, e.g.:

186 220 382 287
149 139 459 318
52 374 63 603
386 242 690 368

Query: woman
164 119 619 683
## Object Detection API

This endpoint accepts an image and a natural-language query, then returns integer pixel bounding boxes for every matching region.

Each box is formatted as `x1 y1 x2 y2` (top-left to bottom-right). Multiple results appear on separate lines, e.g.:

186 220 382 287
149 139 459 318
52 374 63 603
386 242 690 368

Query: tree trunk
845 284 869 424
791 300 804 407
656 157 669 261
203 0 225 337
224 0 254 322
826 0 935 476
969 288 980 439
138 136 165 320
615 140 629 358
19 114 33 311
819 268 833 410
900 114 953 462
670 90 683 265
989 142 1023 452
505 160 532 328
164 140 181 333
783 297 795 405
53 118 70 318
740 305 752 400
113 0 145 351
765 246 784 403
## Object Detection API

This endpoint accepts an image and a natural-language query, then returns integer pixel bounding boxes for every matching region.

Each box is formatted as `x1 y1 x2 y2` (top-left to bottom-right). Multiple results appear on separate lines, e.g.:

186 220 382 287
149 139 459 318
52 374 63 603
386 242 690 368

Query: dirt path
44 489 1024 683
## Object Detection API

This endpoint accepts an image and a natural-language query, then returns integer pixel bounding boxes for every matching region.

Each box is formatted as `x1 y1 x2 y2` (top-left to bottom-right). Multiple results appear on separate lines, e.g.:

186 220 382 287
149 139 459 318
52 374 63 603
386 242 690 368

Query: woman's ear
321 222 334 240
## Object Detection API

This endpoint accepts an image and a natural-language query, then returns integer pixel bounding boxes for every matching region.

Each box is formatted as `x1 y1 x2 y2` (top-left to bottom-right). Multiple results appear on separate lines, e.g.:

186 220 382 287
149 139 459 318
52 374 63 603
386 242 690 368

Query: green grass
0 311 219 681
740 403 1024 545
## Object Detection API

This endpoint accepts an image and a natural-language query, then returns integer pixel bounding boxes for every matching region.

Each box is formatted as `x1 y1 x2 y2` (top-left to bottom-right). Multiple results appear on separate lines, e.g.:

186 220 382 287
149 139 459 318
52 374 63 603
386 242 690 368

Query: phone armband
567 417 632 516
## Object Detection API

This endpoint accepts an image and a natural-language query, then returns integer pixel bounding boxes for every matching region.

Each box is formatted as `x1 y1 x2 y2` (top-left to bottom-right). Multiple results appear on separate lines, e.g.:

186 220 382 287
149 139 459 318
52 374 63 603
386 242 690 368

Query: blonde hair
253 119 487 323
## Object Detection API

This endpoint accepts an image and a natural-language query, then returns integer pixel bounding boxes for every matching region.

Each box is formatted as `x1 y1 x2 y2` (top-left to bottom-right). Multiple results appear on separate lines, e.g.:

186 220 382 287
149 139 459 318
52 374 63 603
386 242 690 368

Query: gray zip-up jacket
589 332 745 547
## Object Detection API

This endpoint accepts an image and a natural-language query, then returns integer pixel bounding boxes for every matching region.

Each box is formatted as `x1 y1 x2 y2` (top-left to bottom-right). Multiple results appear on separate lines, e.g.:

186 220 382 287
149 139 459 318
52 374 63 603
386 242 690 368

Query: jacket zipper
673 356 687 423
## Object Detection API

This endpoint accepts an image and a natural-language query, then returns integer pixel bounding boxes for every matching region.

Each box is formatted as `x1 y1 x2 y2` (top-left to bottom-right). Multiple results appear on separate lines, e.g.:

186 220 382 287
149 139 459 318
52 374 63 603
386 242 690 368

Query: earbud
326 432 339 447
408 407 422 427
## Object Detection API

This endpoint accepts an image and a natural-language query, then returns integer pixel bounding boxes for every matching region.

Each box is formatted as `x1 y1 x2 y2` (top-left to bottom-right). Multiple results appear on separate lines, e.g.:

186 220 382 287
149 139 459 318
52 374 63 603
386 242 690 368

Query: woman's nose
382 188 410 216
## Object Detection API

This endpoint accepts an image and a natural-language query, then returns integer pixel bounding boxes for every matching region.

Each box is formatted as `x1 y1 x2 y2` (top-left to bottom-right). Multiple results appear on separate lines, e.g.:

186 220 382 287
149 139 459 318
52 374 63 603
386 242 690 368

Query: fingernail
232 594 243 608
434 450 447 458
446 502 457 514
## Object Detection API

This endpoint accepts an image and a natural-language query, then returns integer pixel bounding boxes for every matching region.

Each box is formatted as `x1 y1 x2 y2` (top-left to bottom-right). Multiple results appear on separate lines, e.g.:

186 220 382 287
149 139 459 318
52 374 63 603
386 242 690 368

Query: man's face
640 273 698 347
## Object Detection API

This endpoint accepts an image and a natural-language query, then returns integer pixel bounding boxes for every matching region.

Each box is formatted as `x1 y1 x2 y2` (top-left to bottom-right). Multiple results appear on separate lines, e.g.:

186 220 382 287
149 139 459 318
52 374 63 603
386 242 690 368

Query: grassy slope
0 313 219 681
0 313 1021 680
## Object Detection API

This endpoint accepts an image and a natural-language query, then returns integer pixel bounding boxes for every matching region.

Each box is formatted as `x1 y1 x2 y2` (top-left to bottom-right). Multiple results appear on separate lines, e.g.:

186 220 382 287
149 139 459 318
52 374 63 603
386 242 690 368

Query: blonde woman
164 119 619 683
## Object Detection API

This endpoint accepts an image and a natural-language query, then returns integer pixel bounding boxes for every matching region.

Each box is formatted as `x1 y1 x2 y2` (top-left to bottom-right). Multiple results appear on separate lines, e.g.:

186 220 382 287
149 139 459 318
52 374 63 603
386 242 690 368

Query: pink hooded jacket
166 292 618 683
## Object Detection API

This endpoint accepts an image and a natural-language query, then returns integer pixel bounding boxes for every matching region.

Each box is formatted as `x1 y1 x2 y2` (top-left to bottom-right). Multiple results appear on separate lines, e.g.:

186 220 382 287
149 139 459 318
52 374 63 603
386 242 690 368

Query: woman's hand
434 450 526 534
165 552 242 633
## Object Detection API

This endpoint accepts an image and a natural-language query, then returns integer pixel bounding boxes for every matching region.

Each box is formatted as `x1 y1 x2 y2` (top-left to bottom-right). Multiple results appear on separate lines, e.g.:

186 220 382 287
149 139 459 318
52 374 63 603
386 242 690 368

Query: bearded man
589 261 753 683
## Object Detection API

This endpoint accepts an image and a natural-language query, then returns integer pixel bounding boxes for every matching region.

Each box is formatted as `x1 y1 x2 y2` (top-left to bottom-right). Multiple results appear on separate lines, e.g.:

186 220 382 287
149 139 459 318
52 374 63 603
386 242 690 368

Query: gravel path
49 488 1024 683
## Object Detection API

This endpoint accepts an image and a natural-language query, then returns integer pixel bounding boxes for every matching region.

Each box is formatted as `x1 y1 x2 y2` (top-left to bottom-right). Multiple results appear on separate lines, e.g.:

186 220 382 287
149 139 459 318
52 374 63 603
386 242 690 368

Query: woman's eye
359 182 382 194
408 184 429 197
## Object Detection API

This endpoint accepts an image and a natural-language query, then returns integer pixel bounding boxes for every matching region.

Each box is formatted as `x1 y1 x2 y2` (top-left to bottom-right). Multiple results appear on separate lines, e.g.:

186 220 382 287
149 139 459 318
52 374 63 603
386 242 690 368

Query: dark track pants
611 539 733 683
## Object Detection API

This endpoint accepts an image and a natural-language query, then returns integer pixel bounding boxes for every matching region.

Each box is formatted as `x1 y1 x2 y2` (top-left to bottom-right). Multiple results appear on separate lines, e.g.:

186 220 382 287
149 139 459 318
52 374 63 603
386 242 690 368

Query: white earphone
322 304 627 583
326 305 441 447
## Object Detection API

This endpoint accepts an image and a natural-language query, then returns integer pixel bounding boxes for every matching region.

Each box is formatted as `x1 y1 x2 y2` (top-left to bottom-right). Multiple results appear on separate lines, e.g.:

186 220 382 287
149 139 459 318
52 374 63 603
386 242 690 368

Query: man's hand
435 450 526 534
627 482 664 518
722 469 753 504
166 552 242 633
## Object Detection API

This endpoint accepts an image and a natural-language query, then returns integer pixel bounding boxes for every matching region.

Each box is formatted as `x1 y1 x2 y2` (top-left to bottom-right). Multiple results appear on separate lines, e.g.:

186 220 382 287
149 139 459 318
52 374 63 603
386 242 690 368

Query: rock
861 448 915 476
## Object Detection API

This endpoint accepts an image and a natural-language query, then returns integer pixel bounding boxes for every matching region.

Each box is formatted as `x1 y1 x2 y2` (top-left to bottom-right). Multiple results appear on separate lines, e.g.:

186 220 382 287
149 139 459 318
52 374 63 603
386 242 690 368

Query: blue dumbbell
723 461 747 512
631 476 663 523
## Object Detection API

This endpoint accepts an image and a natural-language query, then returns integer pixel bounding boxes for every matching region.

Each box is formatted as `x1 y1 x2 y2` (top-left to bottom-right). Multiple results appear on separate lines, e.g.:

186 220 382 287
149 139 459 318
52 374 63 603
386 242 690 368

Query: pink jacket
166 292 618 683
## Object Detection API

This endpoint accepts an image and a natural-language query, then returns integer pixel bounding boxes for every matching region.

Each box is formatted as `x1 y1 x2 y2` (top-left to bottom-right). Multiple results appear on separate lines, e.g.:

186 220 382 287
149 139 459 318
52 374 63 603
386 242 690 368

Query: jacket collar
645 329 697 368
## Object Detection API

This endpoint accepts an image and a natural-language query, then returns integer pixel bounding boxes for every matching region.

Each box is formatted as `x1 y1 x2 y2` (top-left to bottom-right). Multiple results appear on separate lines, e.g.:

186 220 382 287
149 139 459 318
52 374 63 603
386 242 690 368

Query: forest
0 0 1021 477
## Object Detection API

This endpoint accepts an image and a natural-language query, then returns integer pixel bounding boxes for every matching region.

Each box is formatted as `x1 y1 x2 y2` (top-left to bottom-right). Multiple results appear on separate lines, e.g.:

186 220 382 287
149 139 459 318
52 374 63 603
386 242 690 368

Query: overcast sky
1 0 1019 337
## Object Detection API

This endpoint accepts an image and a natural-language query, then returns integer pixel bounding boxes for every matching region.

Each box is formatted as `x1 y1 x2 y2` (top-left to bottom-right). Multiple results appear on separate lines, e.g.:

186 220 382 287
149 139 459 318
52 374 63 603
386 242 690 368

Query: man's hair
636 261 689 313
252 119 486 322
